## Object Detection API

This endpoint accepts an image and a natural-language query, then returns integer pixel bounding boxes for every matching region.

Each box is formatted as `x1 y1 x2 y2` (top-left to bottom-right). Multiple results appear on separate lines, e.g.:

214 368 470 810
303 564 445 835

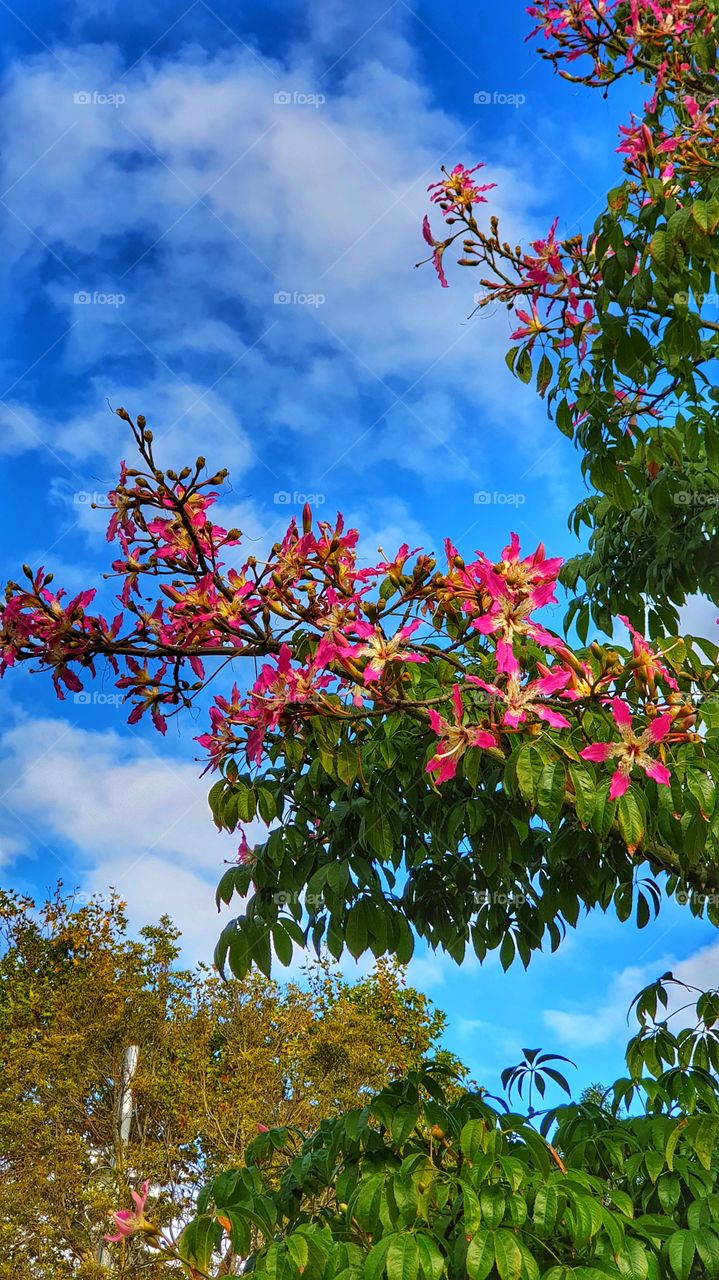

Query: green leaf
617 790 644 851
569 764 596 826
493 1230 522 1280
466 1229 495 1280
256 785 276 823
178 1215 219 1272
480 1186 506 1230
516 348 533 384
533 1184 558 1235
460 1119 487 1162
667 1230 696 1280
286 1234 309 1272
537 759 566 826
386 1233 420 1280
695 1227 719 1277
271 923 293 968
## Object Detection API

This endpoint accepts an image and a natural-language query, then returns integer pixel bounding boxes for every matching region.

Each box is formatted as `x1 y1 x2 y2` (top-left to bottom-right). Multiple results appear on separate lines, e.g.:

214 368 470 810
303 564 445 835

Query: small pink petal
644 760 671 787
536 707 571 730
610 697 632 730
648 714 671 743
496 639 519 677
609 771 631 800
580 743 613 762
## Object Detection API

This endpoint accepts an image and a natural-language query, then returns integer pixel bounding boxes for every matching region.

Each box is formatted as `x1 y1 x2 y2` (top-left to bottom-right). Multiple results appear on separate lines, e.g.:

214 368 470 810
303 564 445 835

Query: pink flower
337 619 428 684
105 1181 150 1243
511 303 547 348
426 685 497 785
618 615 679 691
422 215 449 288
580 697 671 800
469 667 572 730
427 163 496 215
257 1123 270 1133
472 589 560 676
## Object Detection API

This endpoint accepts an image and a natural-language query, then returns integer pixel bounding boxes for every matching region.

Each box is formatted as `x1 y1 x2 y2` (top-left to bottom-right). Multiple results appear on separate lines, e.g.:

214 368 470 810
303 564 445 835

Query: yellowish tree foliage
0 888 458 1280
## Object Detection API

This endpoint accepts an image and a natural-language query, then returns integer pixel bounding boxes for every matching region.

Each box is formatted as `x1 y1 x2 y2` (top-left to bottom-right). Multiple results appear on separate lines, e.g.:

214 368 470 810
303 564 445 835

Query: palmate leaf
176 1059 719 1280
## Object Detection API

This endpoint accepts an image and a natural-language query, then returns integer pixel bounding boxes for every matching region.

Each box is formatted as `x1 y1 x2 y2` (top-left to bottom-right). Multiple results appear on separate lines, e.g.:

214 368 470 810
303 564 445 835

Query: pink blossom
422 215 449 288
426 685 497 785
427 163 496 215
337 619 428 684
469 667 572 730
580 697 671 799
618 615 679 691
105 1181 150 1243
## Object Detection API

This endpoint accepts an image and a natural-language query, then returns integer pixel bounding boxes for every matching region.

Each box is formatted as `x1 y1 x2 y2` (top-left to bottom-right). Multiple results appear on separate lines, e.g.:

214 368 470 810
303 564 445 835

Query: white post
95 1045 140 1269
118 1045 140 1146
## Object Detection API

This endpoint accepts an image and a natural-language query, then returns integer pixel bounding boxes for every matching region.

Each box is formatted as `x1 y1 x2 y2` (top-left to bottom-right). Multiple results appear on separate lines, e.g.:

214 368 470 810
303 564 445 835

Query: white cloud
0 713 251 961
544 935 719 1049
0 23 562 504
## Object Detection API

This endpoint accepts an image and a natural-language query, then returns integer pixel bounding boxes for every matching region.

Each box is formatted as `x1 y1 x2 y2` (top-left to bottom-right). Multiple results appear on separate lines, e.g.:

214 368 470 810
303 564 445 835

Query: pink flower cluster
0 419 693 824
526 1 712 85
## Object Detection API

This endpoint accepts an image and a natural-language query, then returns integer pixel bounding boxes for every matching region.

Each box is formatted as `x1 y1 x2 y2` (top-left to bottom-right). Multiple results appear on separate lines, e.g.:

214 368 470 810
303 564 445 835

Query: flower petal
609 770 631 800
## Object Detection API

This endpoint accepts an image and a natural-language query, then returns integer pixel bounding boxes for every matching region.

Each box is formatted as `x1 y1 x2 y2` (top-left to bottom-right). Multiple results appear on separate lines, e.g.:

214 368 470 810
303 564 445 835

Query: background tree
0 887 455 1280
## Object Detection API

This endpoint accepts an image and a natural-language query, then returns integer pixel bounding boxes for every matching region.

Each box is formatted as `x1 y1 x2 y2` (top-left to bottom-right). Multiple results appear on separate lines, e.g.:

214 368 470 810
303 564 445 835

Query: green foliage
210 651 719 978
179 1057 719 1280
0 888 452 1280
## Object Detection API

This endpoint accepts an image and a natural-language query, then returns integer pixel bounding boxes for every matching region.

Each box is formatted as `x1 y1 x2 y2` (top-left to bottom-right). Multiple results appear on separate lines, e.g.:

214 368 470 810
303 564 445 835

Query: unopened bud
302 502 312 534
196 456 206 468
116 406 131 422
143 428 153 442
137 414 146 428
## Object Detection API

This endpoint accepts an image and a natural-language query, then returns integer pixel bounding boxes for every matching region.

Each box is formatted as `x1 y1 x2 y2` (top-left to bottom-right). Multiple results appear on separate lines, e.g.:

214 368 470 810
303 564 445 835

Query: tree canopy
0 889 453 1280
3 2 719 1278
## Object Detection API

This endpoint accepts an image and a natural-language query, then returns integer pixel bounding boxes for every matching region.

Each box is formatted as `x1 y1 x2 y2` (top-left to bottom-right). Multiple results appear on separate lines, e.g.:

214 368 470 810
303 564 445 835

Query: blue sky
0 0 717 1102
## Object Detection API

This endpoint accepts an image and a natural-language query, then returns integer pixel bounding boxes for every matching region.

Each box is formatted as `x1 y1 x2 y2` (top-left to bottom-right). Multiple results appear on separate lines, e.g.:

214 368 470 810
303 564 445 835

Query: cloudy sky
0 0 716 1098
